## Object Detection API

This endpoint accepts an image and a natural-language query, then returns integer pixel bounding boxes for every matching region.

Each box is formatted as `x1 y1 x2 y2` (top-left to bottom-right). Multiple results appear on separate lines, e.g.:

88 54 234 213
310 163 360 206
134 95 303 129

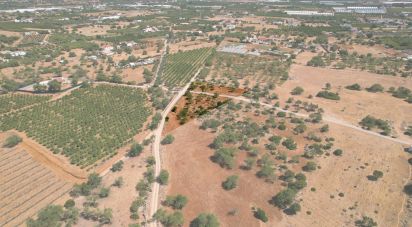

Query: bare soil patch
164 93 228 134
278 64 412 142
169 40 216 54
163 120 283 227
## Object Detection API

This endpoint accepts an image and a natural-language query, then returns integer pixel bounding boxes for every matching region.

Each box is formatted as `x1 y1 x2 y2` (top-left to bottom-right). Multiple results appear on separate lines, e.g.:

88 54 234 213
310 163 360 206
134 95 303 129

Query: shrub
293 124 307 134
64 199 75 209
405 126 412 136
164 194 188 210
130 197 145 213
146 156 156 166
404 183 412 195
391 86 411 99
291 87 304 95
271 188 297 209
333 149 343 156
99 187 110 198
320 124 329 132
26 205 64 227
268 135 282 144
278 123 286 130
87 173 102 189
366 84 384 93
243 157 256 170
157 169 169 185
3 135 22 148
48 80 62 92
302 161 317 172
345 83 362 91
254 208 268 222
149 113 162 130
257 163 275 182
287 173 307 191
367 170 383 181
360 116 391 135
111 160 124 172
277 112 286 117
112 177 124 187
211 147 237 169
285 203 301 215
153 209 184 227
190 213 219 227
161 135 175 145
355 216 377 227
128 143 143 157
282 138 297 150
222 175 239 190
316 91 340 100
307 56 325 67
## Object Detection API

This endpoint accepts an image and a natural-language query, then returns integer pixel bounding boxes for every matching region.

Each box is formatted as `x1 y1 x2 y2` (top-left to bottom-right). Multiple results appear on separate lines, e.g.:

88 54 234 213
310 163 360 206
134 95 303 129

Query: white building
14 18 33 23
1 51 27 57
333 7 386 14
101 46 114 56
100 15 120 20
226 24 236 30
143 26 159 33
284 11 334 16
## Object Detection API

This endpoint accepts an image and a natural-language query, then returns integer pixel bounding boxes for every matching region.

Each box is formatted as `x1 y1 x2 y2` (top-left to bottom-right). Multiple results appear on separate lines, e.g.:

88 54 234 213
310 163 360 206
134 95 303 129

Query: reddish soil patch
164 93 228 134
193 83 247 97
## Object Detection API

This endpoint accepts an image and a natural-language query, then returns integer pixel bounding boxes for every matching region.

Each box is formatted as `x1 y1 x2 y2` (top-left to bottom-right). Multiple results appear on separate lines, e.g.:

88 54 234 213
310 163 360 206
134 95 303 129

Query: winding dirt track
191 91 412 146
148 68 203 227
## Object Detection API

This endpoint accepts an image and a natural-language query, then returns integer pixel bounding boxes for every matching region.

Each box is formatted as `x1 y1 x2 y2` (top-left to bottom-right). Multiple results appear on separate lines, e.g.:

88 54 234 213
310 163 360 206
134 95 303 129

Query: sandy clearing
277 64 412 142
169 40 216 54
74 25 112 36
122 66 150 84
340 44 400 58
163 119 283 227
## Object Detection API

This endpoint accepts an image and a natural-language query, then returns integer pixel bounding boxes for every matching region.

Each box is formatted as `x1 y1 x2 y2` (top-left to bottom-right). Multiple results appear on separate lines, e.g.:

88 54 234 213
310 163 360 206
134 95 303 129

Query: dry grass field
169 40 216 54
276 59 412 142
162 102 411 227
74 25 112 36
280 123 410 227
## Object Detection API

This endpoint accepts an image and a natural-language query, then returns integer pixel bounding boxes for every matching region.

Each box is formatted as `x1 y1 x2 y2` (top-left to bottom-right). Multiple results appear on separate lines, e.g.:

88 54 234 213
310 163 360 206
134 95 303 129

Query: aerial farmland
0 1 412 227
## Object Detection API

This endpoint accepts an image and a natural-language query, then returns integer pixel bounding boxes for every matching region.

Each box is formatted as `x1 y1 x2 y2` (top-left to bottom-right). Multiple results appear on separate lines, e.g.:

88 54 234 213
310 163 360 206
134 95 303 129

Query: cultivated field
0 85 152 169
161 48 214 88
0 93 51 114
0 132 73 227
206 52 290 88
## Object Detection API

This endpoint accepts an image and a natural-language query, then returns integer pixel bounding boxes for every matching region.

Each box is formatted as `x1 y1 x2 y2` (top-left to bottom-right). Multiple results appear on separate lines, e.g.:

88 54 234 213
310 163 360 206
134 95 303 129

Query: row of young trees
0 85 151 168
161 48 214 87
0 93 50 114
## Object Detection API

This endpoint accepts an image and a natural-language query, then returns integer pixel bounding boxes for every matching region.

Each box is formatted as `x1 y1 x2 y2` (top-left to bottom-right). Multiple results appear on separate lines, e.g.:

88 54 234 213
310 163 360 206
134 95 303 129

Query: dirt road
190 91 412 146
151 39 168 87
148 68 204 227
